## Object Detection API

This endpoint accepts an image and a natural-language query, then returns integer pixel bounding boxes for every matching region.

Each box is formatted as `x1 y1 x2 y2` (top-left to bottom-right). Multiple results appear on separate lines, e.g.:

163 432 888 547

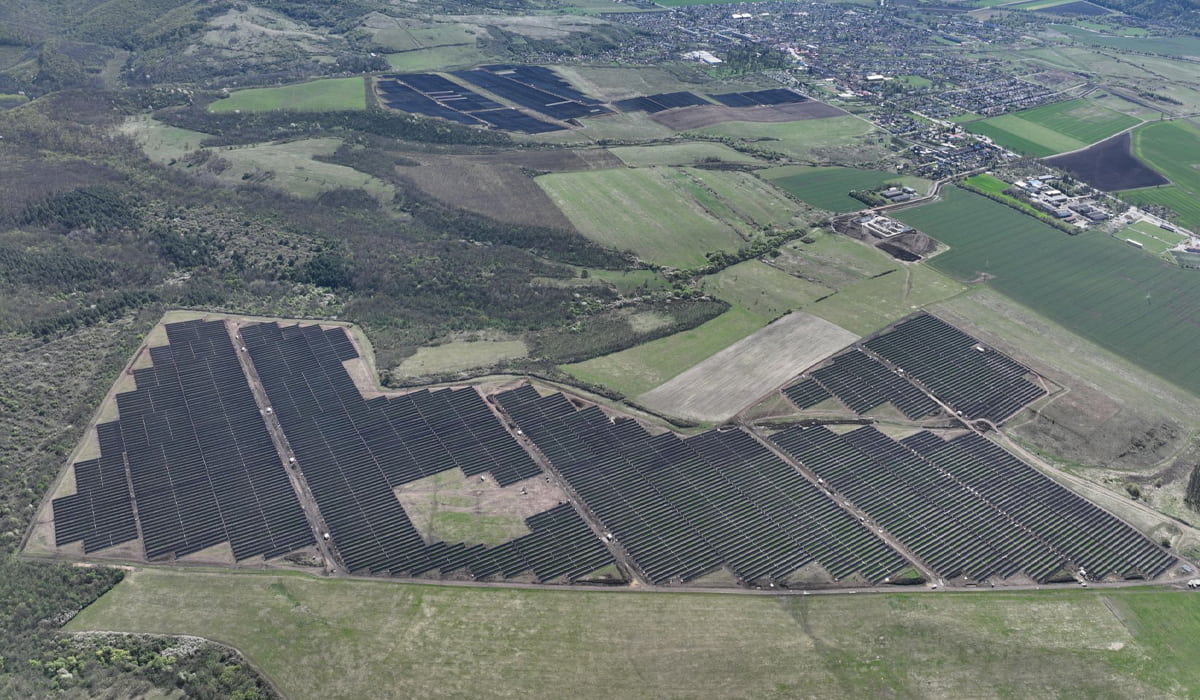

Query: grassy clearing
965 98 1140 156
209 77 366 113
536 167 746 268
761 166 927 213
394 339 527 378
704 260 831 319
385 45 486 72
66 568 1200 699
805 265 966 336
608 142 762 167
685 167 803 231
689 115 878 160
896 187 1200 396
563 305 768 398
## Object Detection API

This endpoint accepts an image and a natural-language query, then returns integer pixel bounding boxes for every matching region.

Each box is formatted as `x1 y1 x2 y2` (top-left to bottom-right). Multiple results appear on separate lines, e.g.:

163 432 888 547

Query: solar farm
374 66 813 134
43 312 1182 589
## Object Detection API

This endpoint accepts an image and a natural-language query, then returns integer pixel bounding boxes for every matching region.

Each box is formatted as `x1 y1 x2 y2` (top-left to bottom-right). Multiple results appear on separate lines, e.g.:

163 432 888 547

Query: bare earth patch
637 312 857 424
652 101 847 130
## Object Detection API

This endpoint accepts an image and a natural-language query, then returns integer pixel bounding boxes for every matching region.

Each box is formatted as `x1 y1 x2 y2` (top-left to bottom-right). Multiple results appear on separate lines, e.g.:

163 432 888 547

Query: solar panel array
496 385 911 585
453 66 612 122
709 88 807 107
614 91 710 113
865 314 1047 423
239 323 610 581
376 74 563 133
786 349 941 420
55 320 313 560
772 425 1176 583
52 423 137 553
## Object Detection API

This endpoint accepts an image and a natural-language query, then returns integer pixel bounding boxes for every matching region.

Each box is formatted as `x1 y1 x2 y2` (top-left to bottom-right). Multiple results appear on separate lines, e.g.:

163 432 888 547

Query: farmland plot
965 98 1140 156
638 311 856 423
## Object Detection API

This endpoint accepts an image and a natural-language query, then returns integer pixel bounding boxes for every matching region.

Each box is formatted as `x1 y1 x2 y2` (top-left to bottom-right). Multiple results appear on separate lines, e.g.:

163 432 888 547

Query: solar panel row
709 89 806 107
55 319 313 561
792 349 941 420
241 323 609 581
772 425 1176 583
865 314 1046 423
614 91 709 114
496 385 911 585
453 69 611 122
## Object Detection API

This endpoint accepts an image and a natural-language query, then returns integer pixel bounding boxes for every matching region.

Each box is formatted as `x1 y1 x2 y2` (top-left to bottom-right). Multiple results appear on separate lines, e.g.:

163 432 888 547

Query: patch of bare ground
651 101 847 130
638 312 857 424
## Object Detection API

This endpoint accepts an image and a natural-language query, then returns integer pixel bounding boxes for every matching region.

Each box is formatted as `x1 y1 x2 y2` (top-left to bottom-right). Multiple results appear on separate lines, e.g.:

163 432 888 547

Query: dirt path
225 321 345 575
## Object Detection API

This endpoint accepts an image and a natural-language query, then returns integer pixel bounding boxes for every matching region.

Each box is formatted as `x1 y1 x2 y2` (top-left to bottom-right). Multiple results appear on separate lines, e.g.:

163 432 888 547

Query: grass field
1052 24 1200 59
1124 120 1200 231
1116 220 1185 256
704 260 831 319
208 77 366 113
563 305 768 398
537 166 798 267
394 339 528 378
689 115 879 160
637 311 856 423
761 166 928 213
608 143 762 167
66 568 1200 698
965 98 1140 156
385 45 486 72
896 187 1200 396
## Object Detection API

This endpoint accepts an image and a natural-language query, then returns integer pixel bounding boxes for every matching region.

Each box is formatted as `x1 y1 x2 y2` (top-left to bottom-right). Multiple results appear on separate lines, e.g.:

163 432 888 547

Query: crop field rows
864 314 1046 423
496 385 912 585
771 425 1176 583
965 98 1140 156
239 323 612 582
54 320 313 561
376 73 564 133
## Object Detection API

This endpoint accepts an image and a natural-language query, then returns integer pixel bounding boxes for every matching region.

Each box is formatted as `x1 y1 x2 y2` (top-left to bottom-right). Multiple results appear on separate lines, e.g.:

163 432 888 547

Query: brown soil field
652 101 847 131
394 148 620 230
1045 132 1167 191
636 312 857 424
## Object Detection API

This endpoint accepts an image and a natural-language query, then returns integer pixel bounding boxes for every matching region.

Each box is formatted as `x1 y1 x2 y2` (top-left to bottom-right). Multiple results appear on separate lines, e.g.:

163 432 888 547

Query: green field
1116 220 1186 256
563 305 768 397
1052 24 1200 58
690 116 879 160
760 166 927 213
66 568 1200 698
704 260 831 320
394 339 528 378
385 45 486 72
208 77 367 113
608 142 761 167
1123 120 1200 231
965 99 1140 156
896 187 1200 395
537 166 798 268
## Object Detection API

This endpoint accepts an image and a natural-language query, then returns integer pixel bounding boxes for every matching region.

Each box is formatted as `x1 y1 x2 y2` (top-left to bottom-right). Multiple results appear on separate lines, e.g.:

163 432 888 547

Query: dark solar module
452 70 610 122
614 97 664 113
494 386 911 585
864 314 1046 423
647 91 709 109
709 92 759 107
53 319 313 561
472 109 564 134
808 350 940 420
771 425 1176 583
240 322 547 575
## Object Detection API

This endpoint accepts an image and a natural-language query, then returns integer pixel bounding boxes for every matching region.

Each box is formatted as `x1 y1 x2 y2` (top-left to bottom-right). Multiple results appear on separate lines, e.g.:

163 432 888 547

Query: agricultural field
563 305 768 399
393 338 528 379
688 115 881 161
1122 120 1200 231
762 166 929 213
637 311 856 423
964 98 1141 156
66 568 1200 699
1116 221 1185 256
537 167 794 268
208 77 366 113
895 187 1200 395
1050 24 1200 58
1046 132 1168 192
608 142 764 167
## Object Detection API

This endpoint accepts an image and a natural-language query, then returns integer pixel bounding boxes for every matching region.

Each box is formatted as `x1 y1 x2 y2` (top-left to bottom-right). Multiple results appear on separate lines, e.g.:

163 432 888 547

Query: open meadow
66 568 1200 699
208 77 367 113
688 115 880 161
965 98 1140 156
761 166 929 213
1123 120 1200 230
896 187 1200 395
